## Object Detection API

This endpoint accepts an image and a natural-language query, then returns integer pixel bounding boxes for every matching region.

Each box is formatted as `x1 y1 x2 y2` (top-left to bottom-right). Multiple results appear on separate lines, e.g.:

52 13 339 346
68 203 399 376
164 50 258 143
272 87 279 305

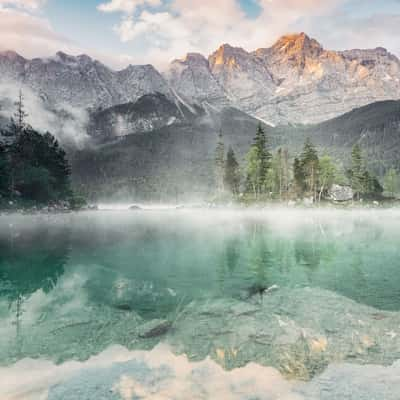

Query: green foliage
10 128 72 203
318 154 337 201
224 147 240 196
384 168 399 198
293 157 305 196
245 145 262 198
269 148 290 200
300 138 319 199
214 132 225 194
1 127 72 206
0 142 11 198
350 144 364 199
245 124 272 198
348 144 383 199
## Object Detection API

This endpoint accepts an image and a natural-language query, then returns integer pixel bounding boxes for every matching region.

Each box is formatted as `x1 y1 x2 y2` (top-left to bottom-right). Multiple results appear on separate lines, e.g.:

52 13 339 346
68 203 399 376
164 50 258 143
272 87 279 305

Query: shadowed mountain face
276 100 400 174
71 98 276 201
1 33 400 128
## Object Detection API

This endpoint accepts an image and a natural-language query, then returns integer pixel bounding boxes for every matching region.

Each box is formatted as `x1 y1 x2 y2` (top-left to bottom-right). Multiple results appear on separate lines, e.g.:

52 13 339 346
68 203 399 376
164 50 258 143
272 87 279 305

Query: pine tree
245 124 271 198
13 89 28 134
0 142 11 198
224 147 240 196
350 144 364 200
293 157 305 197
253 124 271 192
299 138 319 201
384 168 399 198
214 132 225 195
245 145 261 198
270 148 290 200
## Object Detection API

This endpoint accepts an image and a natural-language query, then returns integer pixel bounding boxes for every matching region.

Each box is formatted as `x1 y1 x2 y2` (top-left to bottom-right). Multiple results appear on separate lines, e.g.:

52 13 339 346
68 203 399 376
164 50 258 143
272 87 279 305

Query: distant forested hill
70 98 400 201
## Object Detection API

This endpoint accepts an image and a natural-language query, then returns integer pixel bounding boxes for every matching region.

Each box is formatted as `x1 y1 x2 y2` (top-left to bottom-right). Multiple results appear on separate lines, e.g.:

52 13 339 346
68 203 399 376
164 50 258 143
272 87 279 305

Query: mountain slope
1 32 400 141
71 99 400 200
167 33 400 125
0 51 172 111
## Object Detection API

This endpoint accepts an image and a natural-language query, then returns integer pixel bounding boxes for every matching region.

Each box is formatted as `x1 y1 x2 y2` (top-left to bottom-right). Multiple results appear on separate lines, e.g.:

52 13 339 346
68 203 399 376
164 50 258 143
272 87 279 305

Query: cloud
0 0 46 10
99 0 346 67
98 0 162 14
304 12 400 56
0 7 81 58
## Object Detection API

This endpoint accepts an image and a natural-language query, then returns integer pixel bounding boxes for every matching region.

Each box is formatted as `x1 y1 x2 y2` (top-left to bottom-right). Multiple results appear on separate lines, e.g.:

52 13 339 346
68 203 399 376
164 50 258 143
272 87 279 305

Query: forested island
212 124 399 206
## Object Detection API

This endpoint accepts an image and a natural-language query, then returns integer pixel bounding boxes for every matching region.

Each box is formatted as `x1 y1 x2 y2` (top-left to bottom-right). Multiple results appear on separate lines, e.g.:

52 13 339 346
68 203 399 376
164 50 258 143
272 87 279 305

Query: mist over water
1 208 400 399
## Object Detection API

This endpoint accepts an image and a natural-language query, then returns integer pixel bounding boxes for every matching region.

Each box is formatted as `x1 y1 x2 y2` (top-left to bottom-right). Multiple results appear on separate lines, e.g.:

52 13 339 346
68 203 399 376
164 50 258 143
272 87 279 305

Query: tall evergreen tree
245 124 271 197
13 89 29 134
293 157 305 197
350 144 365 200
384 168 399 198
299 138 319 201
245 146 261 198
270 148 290 200
253 124 271 189
0 142 11 198
224 147 240 196
214 132 225 195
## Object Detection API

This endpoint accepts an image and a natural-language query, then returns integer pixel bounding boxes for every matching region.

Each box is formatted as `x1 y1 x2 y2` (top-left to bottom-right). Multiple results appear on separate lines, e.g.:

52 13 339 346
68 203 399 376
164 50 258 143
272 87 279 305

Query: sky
0 0 399 70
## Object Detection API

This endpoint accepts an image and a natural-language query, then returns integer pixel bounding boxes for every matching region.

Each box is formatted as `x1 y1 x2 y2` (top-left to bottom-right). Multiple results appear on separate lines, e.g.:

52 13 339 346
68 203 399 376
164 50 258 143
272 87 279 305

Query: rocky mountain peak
271 32 324 59
178 53 209 66
0 50 26 62
209 44 250 69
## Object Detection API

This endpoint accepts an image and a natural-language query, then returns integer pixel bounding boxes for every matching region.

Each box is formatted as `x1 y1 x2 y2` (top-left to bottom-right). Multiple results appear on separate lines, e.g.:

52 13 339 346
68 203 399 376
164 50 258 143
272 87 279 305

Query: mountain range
0 32 399 200
0 32 399 128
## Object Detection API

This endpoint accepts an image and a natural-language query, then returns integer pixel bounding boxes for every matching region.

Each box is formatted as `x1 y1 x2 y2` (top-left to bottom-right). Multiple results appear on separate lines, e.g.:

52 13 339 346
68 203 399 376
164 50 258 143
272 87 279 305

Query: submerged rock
44 346 400 400
138 319 172 338
165 288 400 379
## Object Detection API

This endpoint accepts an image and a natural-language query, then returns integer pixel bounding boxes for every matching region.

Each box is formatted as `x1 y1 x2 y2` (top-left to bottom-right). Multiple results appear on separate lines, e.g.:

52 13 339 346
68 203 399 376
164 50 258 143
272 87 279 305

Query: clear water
1 209 400 398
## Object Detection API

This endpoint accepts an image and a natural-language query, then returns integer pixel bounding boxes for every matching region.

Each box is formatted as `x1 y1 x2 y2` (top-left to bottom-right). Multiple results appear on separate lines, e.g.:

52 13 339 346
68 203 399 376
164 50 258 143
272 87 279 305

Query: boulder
329 184 353 202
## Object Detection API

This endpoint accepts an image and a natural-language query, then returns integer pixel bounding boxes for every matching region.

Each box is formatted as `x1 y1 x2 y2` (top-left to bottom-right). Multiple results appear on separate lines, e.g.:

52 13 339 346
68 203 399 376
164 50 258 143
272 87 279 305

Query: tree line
0 91 75 208
214 124 399 202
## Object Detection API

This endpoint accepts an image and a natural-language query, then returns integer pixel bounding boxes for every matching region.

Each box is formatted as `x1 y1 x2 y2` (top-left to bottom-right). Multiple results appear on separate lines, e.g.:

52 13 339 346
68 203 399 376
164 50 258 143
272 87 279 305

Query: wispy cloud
98 0 346 67
0 0 46 10
98 0 162 14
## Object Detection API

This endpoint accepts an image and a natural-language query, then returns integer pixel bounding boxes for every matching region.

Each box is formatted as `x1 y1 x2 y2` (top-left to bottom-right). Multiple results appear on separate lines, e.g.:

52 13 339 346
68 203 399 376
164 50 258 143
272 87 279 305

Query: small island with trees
213 124 399 207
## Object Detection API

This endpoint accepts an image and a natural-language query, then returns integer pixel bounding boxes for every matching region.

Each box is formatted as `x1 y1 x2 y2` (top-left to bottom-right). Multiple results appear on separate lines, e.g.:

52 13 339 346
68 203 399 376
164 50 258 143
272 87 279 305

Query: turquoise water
1 209 400 367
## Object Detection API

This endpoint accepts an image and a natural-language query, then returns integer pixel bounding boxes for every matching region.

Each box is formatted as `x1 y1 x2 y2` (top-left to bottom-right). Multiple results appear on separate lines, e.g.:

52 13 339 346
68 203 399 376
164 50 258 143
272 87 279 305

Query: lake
1 208 400 399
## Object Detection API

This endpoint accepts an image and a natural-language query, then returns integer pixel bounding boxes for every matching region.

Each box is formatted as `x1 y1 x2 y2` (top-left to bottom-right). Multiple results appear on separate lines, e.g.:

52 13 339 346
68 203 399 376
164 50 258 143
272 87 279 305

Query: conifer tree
350 144 365 200
253 124 271 191
245 124 271 197
224 147 240 196
0 142 11 198
13 89 28 134
214 132 225 195
299 138 319 201
384 168 399 198
293 157 305 197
